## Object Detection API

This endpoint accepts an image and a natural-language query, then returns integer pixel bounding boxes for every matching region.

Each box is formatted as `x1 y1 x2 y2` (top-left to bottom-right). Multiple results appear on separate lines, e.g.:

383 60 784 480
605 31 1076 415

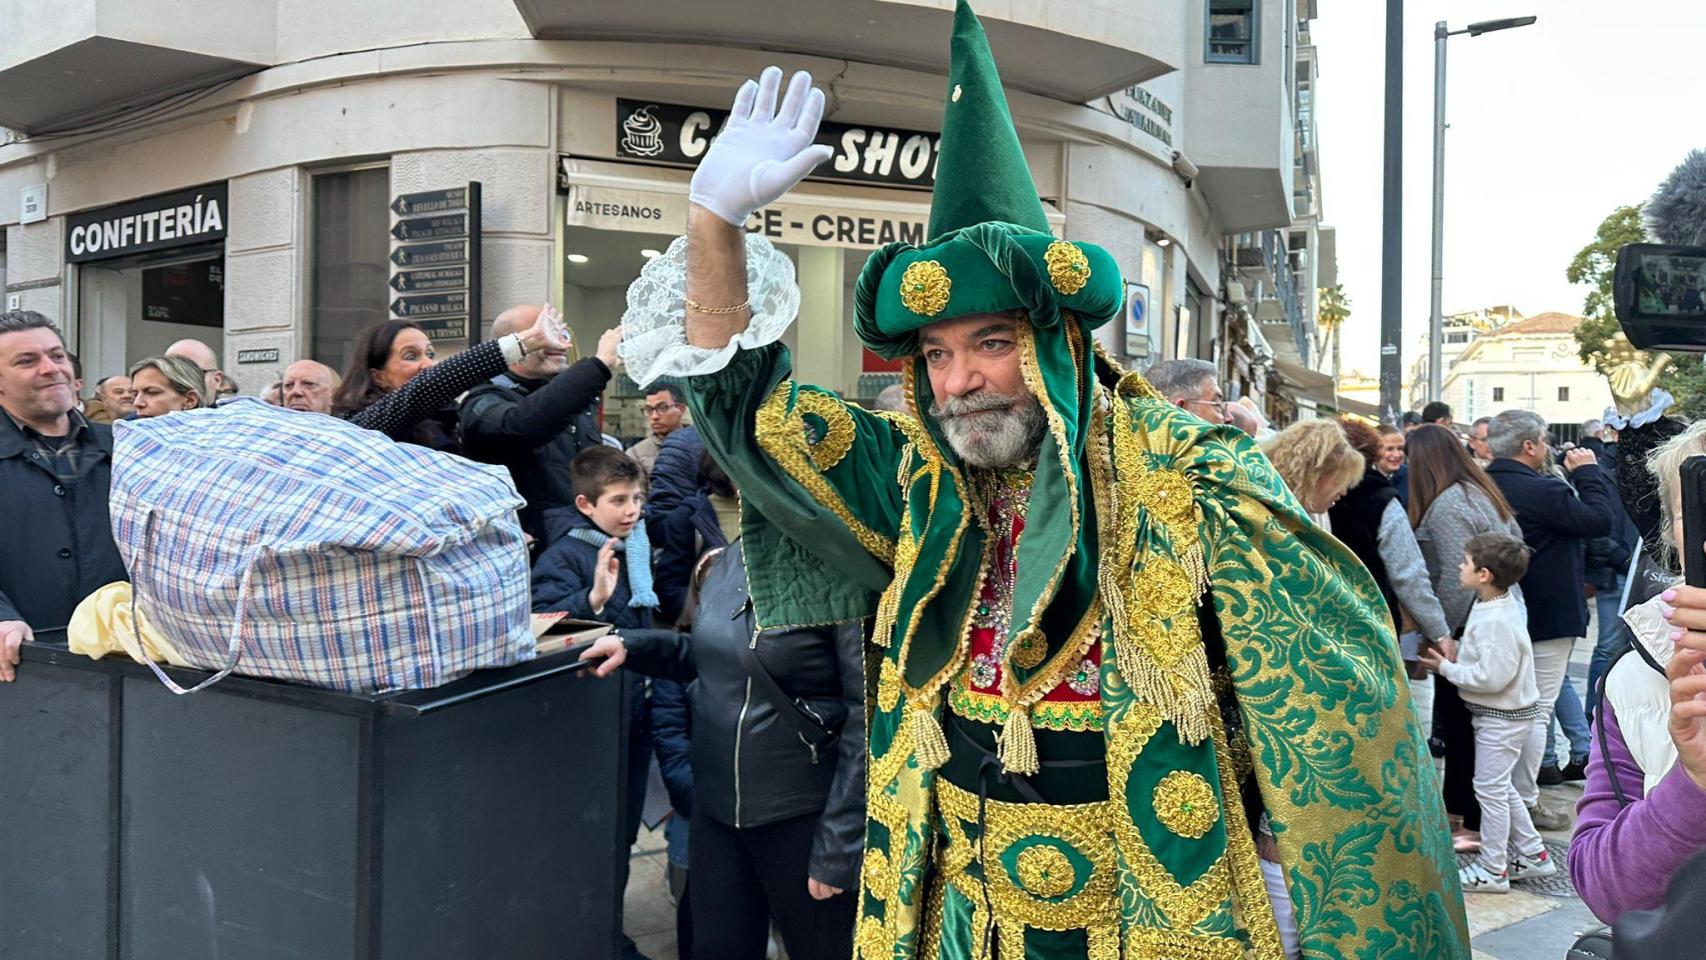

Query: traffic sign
390 240 467 267
391 291 467 318
391 188 468 217
416 318 469 341
389 266 468 293
391 214 467 242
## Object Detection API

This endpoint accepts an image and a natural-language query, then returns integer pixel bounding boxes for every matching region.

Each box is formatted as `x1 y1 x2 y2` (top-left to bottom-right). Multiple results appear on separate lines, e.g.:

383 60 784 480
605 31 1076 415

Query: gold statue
1604 334 1673 416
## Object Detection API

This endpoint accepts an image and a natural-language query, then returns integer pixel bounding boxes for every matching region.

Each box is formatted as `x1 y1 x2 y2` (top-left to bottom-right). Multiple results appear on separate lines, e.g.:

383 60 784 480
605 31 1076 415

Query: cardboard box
529 614 613 656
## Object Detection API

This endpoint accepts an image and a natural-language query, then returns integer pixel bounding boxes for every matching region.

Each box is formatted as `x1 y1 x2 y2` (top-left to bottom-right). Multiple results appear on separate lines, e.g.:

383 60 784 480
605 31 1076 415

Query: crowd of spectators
9 297 1706 947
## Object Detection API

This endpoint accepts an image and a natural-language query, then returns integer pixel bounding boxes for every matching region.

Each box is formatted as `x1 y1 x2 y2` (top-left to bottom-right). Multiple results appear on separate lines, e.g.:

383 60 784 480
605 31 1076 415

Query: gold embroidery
1009 631 1047 669
1135 556 1197 618
934 778 1122 932
1043 240 1091 296
1209 705 1286 960
1103 703 1232 929
855 916 893 960
1015 845 1076 898
794 389 856 471
900 260 952 316
947 677 1104 731
1153 771 1219 839
877 657 902 712
1133 468 1195 529
862 847 898 903
754 383 896 563
1124 927 1248 960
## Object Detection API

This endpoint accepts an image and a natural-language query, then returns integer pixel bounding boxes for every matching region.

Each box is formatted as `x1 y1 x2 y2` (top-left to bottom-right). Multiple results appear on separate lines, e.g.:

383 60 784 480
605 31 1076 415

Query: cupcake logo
621 104 666 158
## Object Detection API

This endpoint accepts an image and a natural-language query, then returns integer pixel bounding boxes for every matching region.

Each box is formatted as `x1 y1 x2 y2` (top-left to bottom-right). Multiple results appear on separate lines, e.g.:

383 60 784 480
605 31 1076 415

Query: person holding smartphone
1571 419 1706 922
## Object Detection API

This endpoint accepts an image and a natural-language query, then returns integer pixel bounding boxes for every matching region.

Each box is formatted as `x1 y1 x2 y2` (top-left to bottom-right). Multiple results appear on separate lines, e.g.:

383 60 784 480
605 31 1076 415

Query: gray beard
929 391 1048 469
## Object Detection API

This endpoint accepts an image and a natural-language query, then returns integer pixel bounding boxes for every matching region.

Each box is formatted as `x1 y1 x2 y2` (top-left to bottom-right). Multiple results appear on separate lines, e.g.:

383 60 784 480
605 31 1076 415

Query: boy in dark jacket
530 446 658 960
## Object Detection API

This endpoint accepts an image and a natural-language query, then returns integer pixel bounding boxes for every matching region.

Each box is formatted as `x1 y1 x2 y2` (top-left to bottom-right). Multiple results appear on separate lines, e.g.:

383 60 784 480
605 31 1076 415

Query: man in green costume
617 4 1470 957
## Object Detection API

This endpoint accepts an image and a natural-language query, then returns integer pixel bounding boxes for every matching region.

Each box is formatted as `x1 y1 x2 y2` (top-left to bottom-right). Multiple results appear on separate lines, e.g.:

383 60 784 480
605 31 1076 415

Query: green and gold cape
683 331 1470 960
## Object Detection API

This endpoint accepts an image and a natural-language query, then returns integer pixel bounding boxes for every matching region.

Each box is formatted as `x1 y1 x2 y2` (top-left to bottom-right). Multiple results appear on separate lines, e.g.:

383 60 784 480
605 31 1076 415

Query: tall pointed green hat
853 0 1124 358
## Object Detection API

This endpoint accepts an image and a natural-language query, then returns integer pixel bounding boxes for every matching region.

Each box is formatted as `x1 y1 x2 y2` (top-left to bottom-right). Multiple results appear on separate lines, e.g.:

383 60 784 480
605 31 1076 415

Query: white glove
689 67 835 227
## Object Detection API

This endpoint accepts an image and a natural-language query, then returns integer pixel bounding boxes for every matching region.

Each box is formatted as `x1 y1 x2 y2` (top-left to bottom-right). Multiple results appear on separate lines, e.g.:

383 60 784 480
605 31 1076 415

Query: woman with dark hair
1407 422 1524 853
1329 418 1453 727
332 309 567 451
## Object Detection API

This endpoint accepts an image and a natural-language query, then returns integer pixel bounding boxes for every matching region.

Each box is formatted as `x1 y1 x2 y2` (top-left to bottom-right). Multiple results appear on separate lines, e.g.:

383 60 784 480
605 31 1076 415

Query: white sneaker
1459 860 1510 893
1510 849 1559 881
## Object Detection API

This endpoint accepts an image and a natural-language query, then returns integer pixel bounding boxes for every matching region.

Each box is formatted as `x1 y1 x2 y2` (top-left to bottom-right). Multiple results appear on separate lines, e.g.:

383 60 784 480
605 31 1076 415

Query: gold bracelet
684 296 751 315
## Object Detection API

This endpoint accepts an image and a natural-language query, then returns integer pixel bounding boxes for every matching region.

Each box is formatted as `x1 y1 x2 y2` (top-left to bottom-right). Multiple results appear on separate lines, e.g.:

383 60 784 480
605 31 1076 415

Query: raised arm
617 68 907 627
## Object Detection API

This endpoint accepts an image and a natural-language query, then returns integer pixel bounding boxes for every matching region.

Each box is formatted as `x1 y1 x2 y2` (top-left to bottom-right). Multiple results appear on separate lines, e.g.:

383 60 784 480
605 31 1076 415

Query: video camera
1614 149 1706 352
1613 243 1706 352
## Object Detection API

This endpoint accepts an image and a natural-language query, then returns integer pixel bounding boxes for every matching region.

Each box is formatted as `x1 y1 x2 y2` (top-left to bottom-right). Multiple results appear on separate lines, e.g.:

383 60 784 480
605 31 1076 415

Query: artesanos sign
613 99 940 190
565 183 927 251
66 183 228 263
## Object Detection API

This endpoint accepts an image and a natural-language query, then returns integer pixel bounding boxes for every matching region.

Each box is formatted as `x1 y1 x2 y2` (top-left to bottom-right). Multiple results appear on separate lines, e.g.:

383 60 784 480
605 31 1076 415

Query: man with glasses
166 338 227 401
1144 357 1231 425
1484 409 1618 828
626 384 688 475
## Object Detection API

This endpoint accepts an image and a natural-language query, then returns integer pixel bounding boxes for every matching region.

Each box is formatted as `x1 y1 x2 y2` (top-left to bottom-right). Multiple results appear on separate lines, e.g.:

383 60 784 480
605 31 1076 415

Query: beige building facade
0 0 1329 432
1437 312 1613 430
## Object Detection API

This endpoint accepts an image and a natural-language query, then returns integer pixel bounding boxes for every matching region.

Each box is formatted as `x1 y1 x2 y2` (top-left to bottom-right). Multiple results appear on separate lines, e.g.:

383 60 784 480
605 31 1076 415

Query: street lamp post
1428 15 1537 404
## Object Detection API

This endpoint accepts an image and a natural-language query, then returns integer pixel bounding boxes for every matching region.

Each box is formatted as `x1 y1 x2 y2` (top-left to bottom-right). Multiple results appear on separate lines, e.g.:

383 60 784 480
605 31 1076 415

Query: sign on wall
611 99 941 190
65 183 228 263
1124 283 1151 359
565 182 927 250
389 184 481 341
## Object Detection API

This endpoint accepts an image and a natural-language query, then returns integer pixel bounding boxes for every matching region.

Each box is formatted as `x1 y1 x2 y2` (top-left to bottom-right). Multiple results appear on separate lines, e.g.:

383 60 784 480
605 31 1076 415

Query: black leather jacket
618 540 866 890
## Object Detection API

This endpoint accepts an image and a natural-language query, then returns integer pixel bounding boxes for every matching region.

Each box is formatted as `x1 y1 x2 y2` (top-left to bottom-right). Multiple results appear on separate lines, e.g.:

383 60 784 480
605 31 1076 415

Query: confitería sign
65 183 228 263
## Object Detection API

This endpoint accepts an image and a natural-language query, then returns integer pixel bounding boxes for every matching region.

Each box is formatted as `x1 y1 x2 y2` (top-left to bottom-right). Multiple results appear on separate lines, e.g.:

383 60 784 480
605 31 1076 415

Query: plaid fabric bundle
109 397 535 693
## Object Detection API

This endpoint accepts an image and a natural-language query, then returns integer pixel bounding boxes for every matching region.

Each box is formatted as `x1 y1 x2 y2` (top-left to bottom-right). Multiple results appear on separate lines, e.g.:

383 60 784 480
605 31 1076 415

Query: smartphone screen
1682 455 1706 589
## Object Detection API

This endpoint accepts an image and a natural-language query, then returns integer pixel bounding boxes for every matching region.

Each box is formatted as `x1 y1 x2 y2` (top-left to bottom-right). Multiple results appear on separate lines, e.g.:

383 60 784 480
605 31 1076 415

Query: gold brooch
1014 844 1076 898
1134 469 1195 528
1009 631 1048 670
899 260 952 316
1044 241 1091 296
1153 770 1218 839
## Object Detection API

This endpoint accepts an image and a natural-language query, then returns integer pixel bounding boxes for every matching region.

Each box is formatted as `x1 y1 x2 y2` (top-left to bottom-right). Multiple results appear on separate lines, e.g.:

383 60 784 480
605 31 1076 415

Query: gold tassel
872 582 900 649
910 701 951 770
999 705 1040 776
1180 540 1209 602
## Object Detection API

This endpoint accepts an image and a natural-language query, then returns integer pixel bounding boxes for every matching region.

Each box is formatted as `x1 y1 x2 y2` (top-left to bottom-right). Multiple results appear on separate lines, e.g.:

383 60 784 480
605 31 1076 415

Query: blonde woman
128 355 206 418
1261 419 1366 525
1572 419 1706 922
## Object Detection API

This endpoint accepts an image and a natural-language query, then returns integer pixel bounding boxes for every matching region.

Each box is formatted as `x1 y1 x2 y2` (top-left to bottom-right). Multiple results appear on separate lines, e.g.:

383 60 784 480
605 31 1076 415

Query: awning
1271 359 1336 406
1332 394 1380 419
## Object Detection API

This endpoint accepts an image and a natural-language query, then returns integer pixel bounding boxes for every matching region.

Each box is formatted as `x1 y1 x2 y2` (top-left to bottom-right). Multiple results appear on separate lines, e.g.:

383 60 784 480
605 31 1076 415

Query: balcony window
1208 0 1260 64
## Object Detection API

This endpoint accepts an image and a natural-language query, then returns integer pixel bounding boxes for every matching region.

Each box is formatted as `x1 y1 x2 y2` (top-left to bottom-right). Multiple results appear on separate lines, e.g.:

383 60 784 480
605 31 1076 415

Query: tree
1567 203 1706 419
1567 205 1645 372
1315 284 1349 381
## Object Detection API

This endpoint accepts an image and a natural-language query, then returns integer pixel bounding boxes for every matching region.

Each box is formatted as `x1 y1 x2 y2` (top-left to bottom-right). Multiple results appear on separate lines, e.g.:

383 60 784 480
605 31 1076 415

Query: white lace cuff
618 233 799 387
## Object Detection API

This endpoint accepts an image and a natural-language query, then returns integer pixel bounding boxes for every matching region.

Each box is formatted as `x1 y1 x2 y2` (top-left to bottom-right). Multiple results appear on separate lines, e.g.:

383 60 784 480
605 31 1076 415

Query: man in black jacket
0 311 129 677
1484 409 1618 815
459 304 621 547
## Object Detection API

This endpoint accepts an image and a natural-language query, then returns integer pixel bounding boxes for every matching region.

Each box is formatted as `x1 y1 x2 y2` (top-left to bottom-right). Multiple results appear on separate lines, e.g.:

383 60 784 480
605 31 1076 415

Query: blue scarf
565 520 658 609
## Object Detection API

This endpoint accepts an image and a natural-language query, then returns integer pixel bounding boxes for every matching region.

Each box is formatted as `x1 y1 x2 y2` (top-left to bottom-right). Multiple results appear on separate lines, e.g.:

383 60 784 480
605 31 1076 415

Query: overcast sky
1312 0 1703 378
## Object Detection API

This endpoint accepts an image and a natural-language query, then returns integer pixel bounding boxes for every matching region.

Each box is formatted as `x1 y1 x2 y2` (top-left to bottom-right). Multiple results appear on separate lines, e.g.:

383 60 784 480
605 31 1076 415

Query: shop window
311 167 391 373
1558 386 1570 402
1207 0 1259 64
1493 386 1505 402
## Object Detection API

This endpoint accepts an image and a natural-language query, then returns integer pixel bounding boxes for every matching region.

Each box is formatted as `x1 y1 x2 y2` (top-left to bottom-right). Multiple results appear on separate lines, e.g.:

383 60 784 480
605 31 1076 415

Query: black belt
950 721 1103 955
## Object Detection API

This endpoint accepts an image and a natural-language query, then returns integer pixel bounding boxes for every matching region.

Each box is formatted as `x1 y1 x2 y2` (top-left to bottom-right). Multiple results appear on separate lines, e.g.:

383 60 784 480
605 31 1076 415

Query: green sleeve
685 343 910 628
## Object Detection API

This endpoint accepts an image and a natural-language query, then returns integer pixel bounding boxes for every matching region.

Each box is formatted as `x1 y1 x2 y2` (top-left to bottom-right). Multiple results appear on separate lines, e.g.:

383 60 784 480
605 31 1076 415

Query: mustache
928 391 1024 419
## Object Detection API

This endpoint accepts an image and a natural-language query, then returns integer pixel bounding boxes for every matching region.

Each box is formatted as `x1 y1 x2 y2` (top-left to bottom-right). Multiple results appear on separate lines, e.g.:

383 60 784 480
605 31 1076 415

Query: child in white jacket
1421 532 1558 893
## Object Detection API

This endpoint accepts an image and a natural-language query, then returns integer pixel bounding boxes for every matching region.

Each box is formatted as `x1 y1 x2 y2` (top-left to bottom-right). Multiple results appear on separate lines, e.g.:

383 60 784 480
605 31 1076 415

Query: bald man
282 360 341 414
459 304 622 545
166 338 225 400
